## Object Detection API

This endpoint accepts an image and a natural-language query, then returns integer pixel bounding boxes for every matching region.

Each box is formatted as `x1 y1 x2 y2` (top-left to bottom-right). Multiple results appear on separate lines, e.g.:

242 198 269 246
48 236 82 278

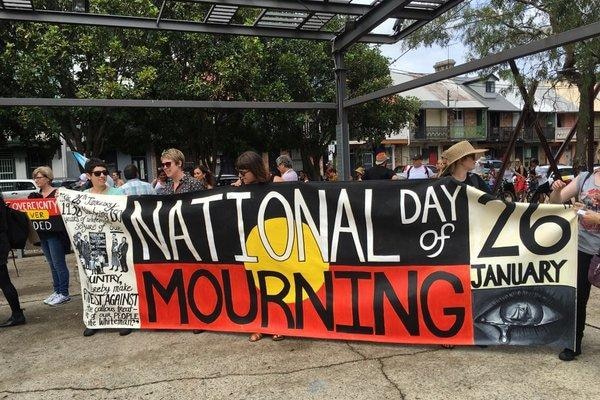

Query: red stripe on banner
134 263 473 345
6 198 60 217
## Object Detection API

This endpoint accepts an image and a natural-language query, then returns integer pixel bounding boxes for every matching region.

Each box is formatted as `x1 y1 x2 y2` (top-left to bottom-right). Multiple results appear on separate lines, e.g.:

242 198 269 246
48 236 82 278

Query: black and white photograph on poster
472 286 575 348
88 232 108 275
110 233 129 273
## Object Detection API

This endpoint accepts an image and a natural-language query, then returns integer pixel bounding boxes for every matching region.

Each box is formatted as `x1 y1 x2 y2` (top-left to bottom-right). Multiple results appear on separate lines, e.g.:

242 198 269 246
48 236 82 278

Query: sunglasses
161 161 173 168
33 175 47 180
92 170 109 177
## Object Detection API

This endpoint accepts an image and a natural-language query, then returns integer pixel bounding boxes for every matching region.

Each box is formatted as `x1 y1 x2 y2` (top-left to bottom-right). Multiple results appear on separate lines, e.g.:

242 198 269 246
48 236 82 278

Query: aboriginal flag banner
57 180 577 348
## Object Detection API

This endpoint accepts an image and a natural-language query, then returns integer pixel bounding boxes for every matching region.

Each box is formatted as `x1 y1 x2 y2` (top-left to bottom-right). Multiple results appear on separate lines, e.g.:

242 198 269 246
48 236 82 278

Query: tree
1 1 419 176
2 0 164 157
404 0 600 168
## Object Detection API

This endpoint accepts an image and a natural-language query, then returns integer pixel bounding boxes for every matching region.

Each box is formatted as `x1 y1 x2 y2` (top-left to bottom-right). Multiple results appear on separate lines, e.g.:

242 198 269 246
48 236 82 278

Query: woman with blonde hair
28 166 71 306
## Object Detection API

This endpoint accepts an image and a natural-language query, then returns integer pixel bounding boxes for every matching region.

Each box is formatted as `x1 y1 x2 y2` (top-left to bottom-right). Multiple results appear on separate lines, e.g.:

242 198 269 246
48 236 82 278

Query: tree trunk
300 146 322 181
574 70 597 171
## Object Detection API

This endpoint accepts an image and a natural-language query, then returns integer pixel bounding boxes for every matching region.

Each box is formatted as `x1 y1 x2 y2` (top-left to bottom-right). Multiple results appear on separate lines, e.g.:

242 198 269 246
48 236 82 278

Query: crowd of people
0 140 598 361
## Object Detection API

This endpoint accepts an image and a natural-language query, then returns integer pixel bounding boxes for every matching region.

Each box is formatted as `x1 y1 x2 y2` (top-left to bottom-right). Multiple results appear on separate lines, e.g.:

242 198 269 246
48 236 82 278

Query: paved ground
1 253 599 400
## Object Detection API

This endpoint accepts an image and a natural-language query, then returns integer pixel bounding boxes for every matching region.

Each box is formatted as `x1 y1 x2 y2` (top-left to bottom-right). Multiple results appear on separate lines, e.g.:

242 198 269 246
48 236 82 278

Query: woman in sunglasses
234 151 284 342
81 158 128 338
84 159 124 195
157 148 204 195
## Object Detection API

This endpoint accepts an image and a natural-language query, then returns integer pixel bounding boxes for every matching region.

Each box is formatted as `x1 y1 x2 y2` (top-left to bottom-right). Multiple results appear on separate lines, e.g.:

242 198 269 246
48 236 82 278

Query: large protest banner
57 179 577 348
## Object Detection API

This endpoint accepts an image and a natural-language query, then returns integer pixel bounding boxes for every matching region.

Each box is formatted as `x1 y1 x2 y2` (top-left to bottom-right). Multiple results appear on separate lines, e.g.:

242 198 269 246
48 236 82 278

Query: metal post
334 51 350 181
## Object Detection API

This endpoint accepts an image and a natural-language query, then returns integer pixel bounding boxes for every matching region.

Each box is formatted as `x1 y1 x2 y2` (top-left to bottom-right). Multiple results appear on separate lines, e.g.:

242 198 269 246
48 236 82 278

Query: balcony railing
488 127 514 141
413 126 449 141
522 127 555 141
555 126 600 140
450 125 486 140
555 127 575 141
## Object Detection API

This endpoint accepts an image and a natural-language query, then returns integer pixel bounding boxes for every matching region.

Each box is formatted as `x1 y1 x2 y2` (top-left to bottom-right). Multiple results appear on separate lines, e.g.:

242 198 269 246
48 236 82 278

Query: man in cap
363 152 398 180
404 153 433 180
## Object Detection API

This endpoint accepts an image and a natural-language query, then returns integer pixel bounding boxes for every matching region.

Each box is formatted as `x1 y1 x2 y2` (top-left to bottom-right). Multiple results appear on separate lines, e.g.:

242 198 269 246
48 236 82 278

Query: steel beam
0 10 396 43
345 21 600 107
334 52 350 181
177 0 432 20
0 98 337 109
390 0 465 42
333 0 413 52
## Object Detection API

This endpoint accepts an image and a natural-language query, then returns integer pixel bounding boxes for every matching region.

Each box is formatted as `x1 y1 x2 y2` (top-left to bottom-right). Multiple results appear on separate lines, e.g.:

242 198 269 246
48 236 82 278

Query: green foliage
2 0 419 173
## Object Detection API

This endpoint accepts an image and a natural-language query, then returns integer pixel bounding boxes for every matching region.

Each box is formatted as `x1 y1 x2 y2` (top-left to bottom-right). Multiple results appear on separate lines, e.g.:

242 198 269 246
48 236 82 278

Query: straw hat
375 152 389 165
443 140 487 170
355 166 365 175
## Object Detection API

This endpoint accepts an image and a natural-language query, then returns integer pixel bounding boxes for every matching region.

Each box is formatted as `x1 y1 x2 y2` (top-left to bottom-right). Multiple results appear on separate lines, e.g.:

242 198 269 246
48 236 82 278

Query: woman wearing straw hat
354 166 365 181
440 141 492 194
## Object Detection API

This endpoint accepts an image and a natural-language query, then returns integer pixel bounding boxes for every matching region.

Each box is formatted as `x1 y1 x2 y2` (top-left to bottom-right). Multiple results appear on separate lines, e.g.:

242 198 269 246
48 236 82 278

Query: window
453 110 463 121
485 81 495 93
16 181 36 190
0 152 15 180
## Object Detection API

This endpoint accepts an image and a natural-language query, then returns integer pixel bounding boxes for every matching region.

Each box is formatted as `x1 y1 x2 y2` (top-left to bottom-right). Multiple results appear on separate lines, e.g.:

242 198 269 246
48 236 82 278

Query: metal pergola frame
0 1 599 179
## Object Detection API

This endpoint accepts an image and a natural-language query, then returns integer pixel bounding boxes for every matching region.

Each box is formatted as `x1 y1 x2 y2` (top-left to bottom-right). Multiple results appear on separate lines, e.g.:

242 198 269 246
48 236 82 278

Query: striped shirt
120 179 156 195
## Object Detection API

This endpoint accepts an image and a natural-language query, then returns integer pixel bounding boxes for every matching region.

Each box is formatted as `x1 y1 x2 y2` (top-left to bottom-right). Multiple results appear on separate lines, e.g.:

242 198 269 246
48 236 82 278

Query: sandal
249 332 264 342
272 334 285 341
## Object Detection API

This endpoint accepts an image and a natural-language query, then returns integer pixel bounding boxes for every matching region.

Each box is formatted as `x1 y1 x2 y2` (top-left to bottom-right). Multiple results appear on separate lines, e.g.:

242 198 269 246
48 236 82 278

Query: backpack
6 207 29 249
406 165 430 179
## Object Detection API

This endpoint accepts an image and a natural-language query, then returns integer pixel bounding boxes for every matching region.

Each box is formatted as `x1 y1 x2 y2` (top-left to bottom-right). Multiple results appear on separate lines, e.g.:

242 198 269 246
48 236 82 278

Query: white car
0 179 38 199
538 165 574 183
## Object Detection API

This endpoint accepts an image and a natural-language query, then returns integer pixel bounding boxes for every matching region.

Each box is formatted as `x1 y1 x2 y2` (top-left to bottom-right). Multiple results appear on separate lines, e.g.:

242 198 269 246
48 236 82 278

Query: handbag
589 253 600 288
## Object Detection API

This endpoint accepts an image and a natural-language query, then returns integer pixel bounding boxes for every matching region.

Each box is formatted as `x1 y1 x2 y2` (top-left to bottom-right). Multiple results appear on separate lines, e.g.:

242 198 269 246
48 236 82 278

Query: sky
379 42 467 73
348 0 469 73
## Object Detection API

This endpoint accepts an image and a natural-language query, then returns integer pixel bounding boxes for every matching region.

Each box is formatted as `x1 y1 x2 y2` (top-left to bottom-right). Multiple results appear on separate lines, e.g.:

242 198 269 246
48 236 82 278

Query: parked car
0 179 38 199
480 159 504 174
216 174 239 187
539 165 574 183
51 177 81 190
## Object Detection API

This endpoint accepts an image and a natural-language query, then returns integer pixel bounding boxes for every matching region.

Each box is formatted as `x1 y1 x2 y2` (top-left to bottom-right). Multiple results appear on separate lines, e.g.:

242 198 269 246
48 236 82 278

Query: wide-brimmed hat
355 166 365 175
375 152 389 165
444 141 487 170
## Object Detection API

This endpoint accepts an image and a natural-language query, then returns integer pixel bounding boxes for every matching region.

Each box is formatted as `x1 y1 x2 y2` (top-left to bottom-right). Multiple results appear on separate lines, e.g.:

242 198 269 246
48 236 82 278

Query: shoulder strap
425 167 430 177
582 171 593 187
406 166 412 178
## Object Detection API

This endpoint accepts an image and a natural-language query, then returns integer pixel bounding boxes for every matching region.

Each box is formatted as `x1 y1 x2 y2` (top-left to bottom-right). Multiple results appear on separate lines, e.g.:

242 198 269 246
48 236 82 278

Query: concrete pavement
1 253 599 400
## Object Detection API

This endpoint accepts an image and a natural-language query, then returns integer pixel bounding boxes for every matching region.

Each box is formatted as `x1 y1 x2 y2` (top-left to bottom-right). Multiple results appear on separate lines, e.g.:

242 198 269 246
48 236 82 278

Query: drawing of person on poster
110 233 120 271
117 236 129 273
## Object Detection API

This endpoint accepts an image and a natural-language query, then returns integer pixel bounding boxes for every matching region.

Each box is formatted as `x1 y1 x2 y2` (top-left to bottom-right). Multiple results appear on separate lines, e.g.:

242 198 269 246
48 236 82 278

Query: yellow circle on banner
244 218 329 304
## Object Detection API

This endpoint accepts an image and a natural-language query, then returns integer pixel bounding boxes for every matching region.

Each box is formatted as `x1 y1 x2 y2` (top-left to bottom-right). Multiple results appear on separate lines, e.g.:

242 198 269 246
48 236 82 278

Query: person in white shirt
404 153 433 179
275 154 298 182
530 158 551 203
